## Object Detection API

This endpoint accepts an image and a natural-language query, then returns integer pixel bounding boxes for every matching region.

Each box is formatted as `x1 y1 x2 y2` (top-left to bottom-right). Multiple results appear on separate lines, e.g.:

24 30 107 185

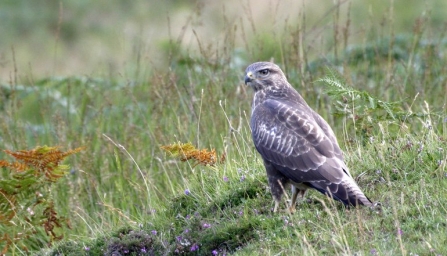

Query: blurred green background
1 0 446 80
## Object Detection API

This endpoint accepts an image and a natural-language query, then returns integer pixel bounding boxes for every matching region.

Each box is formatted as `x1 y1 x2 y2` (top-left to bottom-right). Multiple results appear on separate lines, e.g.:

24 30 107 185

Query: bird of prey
244 61 372 213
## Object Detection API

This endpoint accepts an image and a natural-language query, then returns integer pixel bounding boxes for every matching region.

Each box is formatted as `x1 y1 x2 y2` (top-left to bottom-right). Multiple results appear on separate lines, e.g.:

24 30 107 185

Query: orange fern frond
0 189 16 223
0 160 9 167
3 146 84 182
0 161 29 172
0 145 82 254
161 142 219 166
42 202 67 242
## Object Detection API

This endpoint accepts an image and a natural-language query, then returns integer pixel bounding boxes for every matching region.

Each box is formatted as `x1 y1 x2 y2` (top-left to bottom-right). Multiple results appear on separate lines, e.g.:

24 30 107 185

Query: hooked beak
244 71 254 85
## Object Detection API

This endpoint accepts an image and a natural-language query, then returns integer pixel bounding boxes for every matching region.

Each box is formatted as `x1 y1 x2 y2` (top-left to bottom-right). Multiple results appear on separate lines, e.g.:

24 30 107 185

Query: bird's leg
289 186 307 213
266 164 289 213
289 185 299 213
273 179 284 213
275 179 296 214
273 199 280 213
299 189 307 199
272 178 287 213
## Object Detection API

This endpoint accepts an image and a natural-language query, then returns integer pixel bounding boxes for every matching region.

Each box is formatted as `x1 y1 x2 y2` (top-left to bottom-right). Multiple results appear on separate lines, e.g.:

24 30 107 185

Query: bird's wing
311 111 344 160
251 98 372 206
251 98 345 177
251 98 368 204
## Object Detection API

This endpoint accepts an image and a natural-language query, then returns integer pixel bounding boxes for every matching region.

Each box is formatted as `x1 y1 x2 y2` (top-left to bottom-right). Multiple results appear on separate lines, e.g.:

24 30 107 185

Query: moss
198 219 260 254
207 179 267 214
105 230 159 256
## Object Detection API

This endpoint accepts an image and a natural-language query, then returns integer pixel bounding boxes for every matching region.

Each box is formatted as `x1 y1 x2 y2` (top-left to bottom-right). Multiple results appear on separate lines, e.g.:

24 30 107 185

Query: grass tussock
1 0 447 255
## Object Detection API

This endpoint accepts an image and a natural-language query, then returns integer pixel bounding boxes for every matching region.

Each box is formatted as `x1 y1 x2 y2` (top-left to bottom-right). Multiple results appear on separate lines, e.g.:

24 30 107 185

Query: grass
1 0 447 255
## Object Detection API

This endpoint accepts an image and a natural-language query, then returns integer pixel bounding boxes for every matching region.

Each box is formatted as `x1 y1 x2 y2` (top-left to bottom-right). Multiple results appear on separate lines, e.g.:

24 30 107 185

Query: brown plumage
244 61 372 213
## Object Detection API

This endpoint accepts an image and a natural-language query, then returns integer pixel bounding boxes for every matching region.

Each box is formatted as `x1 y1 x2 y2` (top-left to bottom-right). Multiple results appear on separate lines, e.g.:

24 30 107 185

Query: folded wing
251 98 371 206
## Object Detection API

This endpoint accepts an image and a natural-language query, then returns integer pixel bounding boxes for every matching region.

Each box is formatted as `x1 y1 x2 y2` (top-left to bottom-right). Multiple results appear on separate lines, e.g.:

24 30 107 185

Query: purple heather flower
240 175 245 182
212 249 218 255
84 246 90 251
223 176 229 182
239 211 243 216
186 214 191 219
185 189 190 195
151 230 157 235
370 249 377 255
418 143 424 153
176 235 183 242
397 228 403 236
203 223 211 228
184 228 190 233
190 243 199 252
141 247 147 253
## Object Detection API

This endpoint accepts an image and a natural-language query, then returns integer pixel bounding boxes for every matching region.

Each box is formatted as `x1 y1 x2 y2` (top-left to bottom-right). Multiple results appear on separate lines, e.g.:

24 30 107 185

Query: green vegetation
1 0 446 255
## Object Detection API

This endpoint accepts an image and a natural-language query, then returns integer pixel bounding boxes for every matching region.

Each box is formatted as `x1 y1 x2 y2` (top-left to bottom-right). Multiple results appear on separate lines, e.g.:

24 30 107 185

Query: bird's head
244 62 287 91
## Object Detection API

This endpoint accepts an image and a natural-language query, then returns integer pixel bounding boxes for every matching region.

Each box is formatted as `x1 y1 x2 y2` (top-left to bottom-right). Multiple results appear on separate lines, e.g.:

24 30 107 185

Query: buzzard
244 61 372 213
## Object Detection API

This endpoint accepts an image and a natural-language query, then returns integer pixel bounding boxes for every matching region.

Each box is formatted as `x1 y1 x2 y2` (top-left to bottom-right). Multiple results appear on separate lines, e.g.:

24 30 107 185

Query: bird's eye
258 69 270 76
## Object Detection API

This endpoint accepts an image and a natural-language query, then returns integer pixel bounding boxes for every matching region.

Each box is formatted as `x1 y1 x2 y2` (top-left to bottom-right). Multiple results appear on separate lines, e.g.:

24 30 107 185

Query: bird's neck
252 85 309 109
254 86 292 100
252 86 285 108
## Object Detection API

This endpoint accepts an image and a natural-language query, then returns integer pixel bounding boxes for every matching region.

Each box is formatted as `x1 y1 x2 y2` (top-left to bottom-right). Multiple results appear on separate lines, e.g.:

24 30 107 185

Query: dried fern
0 146 83 254
160 142 221 166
